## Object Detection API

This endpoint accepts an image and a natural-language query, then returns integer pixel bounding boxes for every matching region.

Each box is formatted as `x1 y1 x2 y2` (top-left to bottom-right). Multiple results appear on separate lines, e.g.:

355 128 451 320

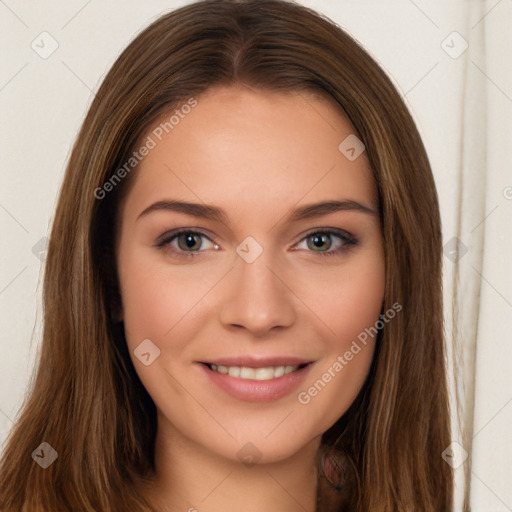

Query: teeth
240 367 256 379
209 364 299 380
274 366 285 378
228 366 240 377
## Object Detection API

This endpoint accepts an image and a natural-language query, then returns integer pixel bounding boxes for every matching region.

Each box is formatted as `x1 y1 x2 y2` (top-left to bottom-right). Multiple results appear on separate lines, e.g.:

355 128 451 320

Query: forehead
120 85 377 225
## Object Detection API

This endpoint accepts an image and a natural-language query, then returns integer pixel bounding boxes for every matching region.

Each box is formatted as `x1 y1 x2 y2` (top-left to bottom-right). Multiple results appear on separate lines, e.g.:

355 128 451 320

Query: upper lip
200 356 314 368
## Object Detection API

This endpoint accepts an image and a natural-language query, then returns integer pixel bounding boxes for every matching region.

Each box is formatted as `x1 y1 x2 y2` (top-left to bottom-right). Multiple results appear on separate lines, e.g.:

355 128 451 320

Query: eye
155 228 357 258
155 229 219 256
294 229 357 256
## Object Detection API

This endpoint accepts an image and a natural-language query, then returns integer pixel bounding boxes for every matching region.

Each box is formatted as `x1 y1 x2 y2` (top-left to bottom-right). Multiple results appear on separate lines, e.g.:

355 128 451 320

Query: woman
0 0 453 510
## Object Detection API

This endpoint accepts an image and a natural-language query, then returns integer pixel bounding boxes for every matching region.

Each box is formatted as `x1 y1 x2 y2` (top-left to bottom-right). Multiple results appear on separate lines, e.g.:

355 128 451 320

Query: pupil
181 233 200 250
310 234 330 251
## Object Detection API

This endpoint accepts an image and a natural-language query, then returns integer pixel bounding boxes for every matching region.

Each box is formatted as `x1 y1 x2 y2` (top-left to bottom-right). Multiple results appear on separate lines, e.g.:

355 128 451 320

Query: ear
316 445 358 510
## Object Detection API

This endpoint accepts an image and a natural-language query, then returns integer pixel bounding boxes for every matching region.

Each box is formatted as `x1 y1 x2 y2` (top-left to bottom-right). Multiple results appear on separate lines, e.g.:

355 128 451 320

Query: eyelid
291 227 357 256
294 227 356 246
155 226 357 257
155 228 219 256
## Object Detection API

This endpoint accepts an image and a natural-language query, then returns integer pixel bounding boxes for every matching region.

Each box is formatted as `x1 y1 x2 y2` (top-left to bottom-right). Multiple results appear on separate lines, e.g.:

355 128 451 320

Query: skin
116 84 385 512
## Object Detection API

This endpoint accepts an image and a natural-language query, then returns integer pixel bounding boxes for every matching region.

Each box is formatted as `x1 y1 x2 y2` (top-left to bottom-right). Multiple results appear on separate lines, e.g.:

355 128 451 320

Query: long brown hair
0 1 453 510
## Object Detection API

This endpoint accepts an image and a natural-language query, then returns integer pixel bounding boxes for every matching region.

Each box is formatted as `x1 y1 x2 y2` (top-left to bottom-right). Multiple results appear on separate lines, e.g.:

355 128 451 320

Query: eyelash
155 228 358 258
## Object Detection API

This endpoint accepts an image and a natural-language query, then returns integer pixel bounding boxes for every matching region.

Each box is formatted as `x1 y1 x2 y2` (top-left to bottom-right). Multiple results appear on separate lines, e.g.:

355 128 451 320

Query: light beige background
1 1 511 510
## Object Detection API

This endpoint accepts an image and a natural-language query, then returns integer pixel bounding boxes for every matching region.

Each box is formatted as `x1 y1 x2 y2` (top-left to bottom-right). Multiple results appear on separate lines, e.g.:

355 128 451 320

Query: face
116 84 385 464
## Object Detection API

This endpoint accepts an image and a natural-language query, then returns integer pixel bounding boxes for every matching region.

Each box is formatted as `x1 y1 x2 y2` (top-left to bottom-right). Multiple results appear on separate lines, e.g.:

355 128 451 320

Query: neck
141 415 322 512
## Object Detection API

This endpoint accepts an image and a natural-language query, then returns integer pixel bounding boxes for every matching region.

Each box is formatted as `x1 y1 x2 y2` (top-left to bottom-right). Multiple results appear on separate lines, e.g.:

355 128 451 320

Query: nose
218 250 297 336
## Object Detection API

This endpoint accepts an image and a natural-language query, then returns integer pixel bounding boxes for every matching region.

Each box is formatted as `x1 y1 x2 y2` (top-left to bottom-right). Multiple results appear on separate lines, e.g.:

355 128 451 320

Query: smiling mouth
202 362 310 381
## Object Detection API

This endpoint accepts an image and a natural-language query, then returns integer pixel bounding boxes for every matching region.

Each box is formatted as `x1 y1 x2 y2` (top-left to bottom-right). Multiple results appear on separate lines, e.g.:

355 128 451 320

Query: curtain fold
467 2 512 510
444 2 512 511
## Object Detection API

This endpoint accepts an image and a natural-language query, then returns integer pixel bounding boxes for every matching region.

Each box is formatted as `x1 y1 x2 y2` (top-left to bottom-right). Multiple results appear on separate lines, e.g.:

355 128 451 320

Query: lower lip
199 363 313 403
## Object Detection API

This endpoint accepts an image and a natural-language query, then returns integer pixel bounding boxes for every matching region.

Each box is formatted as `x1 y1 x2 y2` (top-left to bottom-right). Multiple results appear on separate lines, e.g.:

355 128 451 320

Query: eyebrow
136 199 378 223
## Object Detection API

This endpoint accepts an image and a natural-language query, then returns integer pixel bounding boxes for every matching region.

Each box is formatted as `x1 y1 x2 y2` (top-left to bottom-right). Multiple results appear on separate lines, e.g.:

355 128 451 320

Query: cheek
117 248 213 409
295 247 385 348
118 261 173 346
294 254 384 432
330 267 384 343
118 245 216 346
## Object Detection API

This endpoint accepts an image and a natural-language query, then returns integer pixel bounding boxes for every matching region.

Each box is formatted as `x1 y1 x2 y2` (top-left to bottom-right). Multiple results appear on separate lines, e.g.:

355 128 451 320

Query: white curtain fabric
462 3 512 511
428 2 512 510
0 1 510 510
